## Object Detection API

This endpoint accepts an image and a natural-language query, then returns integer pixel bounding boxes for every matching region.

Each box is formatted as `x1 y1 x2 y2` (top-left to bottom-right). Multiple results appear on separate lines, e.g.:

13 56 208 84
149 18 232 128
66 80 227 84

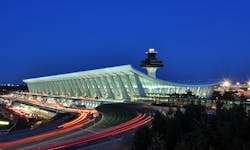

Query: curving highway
42 113 153 150
0 95 153 150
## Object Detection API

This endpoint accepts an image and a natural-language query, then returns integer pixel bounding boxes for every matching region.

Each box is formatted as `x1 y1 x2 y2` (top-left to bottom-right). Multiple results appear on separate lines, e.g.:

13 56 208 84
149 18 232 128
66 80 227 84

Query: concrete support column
32 83 38 93
58 80 66 95
69 79 77 97
47 82 53 95
72 79 81 97
49 81 55 95
39 82 45 94
109 76 120 99
41 82 46 94
92 77 102 98
81 78 91 97
116 75 129 100
103 76 114 99
95 77 105 98
27 84 31 92
35 83 40 93
52 81 59 95
75 78 84 97
39 82 44 93
67 79 76 97
62 80 72 97
58 81 64 95
134 74 146 97
51 81 58 95
46 82 51 94
125 74 136 97
29 83 35 93
85 78 95 98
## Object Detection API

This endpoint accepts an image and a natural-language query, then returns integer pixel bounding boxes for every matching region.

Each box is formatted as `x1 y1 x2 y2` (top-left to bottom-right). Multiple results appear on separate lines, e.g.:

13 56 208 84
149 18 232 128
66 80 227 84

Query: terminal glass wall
24 65 215 100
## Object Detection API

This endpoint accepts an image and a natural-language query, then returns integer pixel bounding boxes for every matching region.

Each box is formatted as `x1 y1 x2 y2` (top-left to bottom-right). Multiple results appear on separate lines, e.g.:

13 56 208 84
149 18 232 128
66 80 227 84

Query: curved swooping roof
23 64 221 87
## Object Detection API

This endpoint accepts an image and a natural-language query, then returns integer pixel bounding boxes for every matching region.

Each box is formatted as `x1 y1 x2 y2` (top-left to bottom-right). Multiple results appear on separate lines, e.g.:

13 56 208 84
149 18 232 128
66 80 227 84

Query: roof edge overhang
23 64 133 83
129 66 222 87
23 64 222 87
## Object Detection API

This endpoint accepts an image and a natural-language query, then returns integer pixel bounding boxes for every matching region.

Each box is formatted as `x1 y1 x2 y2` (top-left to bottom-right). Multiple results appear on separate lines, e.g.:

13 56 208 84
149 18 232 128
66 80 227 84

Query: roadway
0 109 95 150
4 113 152 150
0 95 154 150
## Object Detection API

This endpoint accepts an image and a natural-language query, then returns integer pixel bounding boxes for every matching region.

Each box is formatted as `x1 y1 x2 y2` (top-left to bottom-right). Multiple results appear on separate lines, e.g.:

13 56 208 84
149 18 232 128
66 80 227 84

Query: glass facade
23 65 219 100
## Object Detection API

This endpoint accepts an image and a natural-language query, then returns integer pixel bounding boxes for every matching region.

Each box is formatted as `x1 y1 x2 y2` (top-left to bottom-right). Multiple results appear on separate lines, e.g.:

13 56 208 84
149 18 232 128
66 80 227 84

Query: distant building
23 49 220 100
0 84 28 95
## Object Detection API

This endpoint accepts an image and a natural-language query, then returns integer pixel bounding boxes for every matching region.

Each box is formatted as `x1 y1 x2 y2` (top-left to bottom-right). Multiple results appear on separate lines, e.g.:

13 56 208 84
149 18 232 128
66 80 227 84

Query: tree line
133 102 250 150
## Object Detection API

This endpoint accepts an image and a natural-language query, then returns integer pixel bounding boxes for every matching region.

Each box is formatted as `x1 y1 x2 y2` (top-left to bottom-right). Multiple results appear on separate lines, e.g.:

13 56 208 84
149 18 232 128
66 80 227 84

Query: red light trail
41 113 153 150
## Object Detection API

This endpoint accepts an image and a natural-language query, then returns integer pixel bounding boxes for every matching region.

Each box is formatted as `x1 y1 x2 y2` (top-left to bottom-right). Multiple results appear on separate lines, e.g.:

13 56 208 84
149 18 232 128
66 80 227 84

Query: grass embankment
92 103 138 129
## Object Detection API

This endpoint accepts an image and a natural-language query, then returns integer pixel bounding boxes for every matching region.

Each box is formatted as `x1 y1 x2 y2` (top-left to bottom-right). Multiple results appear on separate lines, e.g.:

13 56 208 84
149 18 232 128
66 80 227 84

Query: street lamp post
222 80 231 107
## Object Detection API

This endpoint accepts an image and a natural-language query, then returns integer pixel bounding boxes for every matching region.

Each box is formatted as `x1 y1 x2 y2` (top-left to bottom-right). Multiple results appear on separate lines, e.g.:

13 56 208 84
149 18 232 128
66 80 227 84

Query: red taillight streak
41 113 144 149
0 112 90 148
48 116 152 150
43 114 153 150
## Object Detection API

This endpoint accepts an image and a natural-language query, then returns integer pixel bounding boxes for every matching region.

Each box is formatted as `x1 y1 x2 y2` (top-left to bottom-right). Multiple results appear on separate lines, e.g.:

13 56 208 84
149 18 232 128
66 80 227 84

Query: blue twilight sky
0 0 250 84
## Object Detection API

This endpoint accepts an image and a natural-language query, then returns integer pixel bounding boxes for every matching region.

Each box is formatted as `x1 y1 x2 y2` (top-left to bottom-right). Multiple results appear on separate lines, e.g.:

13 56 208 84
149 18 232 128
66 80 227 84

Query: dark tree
211 91 222 100
133 126 153 150
222 91 236 101
216 100 223 113
133 103 250 150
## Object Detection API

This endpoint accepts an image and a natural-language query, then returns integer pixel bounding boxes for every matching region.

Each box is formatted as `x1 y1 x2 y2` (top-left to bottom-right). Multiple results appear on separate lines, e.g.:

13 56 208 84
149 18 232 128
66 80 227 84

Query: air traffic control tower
140 48 164 78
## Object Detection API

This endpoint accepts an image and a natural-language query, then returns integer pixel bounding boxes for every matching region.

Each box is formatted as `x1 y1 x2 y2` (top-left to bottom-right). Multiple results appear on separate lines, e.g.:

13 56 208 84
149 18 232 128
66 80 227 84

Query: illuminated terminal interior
23 65 219 101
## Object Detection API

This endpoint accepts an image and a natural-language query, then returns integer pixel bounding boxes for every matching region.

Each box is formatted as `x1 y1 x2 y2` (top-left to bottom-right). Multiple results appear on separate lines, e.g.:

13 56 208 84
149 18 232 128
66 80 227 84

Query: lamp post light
247 80 250 91
236 82 240 91
247 81 250 87
221 80 232 106
222 80 231 89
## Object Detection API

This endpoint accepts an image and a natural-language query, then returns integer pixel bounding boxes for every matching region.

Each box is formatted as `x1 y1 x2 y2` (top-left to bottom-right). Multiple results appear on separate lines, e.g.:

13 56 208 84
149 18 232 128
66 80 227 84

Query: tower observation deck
140 48 164 78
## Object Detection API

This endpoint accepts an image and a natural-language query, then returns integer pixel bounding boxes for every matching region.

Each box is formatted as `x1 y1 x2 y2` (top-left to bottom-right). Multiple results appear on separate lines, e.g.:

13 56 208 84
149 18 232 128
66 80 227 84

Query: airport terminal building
24 49 219 100
23 49 220 101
